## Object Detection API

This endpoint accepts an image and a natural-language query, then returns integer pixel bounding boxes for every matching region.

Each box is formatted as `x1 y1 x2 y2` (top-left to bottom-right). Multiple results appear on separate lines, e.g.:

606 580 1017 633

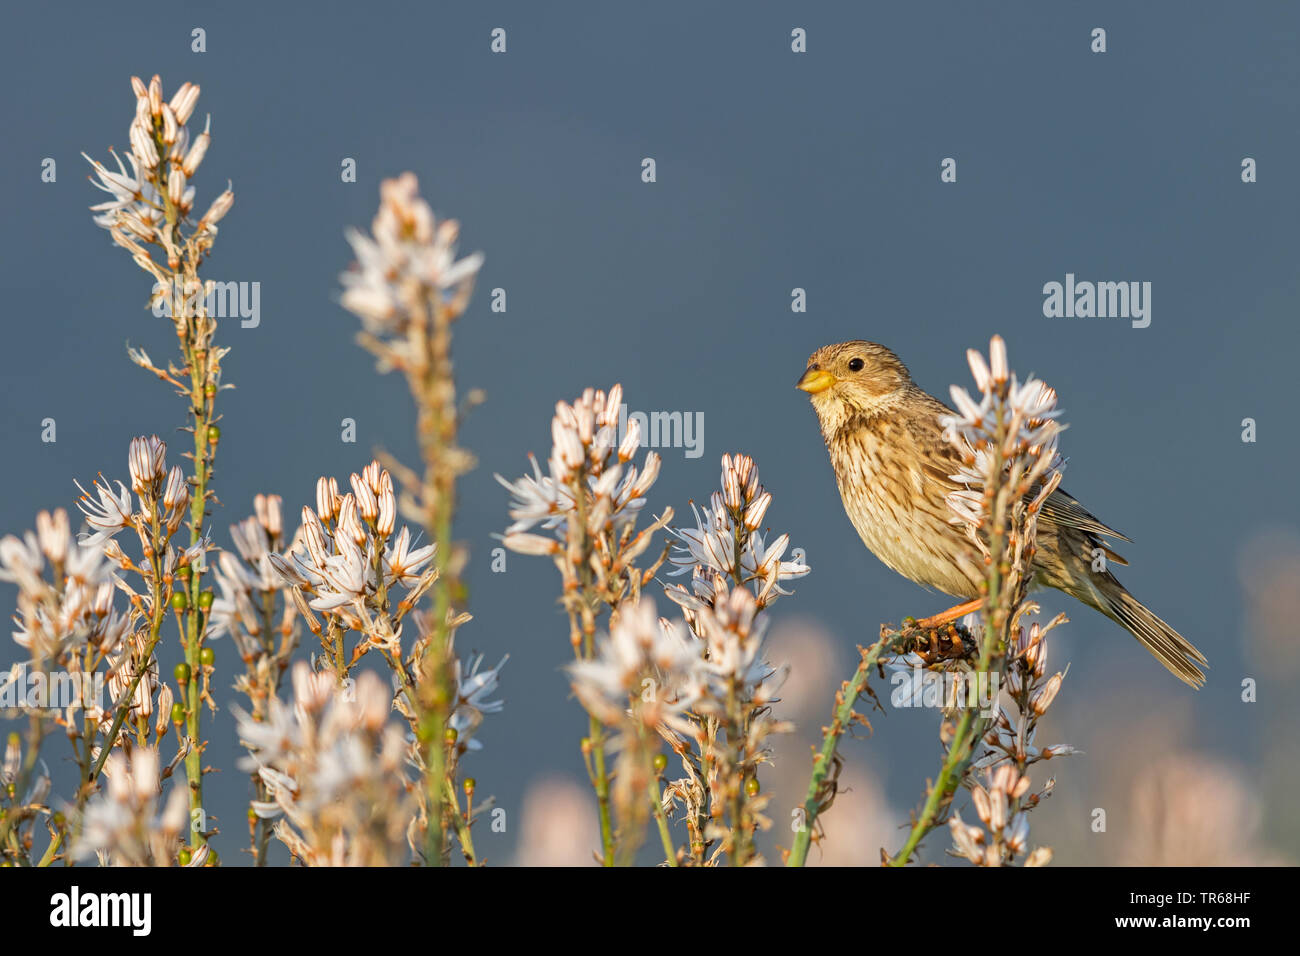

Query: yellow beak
796 368 838 394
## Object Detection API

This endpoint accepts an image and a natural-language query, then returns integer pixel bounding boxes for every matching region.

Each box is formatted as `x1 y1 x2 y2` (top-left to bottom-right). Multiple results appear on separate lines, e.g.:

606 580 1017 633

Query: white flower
339 173 484 335
383 526 436 588
449 654 508 750
496 453 575 534
0 531 44 592
667 494 737 578
82 148 163 236
73 748 188 866
692 584 774 694
84 76 216 251
939 336 1066 533
308 536 370 612
74 477 135 546
569 599 703 736
497 386 657 548
667 466 809 606
235 664 414 863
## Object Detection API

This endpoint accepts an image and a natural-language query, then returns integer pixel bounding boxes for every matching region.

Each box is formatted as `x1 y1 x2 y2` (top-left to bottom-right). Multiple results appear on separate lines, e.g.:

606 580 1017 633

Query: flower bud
743 491 772 530
161 104 178 145
199 187 234 226
147 75 163 117
350 472 379 522
617 415 640 462
336 495 366 546
128 435 167 494
376 472 396 537
155 684 174 738
169 82 200 125
162 465 189 511
129 122 159 169
182 125 209 177
255 493 283 538
167 168 187 206
35 509 70 565
502 533 560 556
315 476 340 521
1031 672 1063 716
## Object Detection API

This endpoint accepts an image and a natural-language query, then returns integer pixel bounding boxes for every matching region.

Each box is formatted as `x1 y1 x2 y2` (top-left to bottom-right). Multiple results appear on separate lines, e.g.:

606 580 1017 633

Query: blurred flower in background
762 618 904 865
1043 693 1287 866
1121 753 1271 866
513 777 600 867
1238 529 1300 680
1238 527 1300 864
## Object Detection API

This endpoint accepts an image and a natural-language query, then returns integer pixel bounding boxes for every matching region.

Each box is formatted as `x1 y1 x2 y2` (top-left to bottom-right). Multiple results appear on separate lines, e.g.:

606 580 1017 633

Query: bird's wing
912 387 1133 550
1042 488 1131 543
909 385 1131 557
907 389 968 494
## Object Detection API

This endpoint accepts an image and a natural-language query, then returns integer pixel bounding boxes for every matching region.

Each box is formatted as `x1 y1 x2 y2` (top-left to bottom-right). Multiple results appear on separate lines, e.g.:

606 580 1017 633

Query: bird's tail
1073 574 1208 688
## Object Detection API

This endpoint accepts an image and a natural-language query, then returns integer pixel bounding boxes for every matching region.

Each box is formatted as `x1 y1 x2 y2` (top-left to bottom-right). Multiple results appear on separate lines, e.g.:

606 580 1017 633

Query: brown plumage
797 340 1207 688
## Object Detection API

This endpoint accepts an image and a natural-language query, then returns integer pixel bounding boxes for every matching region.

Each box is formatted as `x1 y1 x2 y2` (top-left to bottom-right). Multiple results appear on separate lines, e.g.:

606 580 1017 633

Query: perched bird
796 340 1207 687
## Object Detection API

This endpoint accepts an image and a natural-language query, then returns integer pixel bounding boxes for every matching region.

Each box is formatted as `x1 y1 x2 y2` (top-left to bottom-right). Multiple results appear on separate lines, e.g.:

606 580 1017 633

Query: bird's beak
796 368 838 394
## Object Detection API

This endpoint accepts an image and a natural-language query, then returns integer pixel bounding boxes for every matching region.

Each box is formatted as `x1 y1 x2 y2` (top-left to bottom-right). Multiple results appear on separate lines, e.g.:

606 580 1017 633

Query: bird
796 340 1207 687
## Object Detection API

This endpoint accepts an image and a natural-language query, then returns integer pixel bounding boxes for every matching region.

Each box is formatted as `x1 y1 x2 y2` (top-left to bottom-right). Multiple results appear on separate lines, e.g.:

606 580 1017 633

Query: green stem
885 709 989 866
885 400 1013 866
37 828 63 867
726 679 748 866
184 365 213 849
88 614 166 781
566 467 615 866
787 630 907 867
442 776 477 865
410 293 462 867
589 715 614 863
650 777 677 866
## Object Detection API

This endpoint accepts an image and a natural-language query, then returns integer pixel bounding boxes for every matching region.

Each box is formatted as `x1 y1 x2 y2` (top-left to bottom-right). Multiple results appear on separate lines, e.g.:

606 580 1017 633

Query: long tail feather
1091 578 1208 688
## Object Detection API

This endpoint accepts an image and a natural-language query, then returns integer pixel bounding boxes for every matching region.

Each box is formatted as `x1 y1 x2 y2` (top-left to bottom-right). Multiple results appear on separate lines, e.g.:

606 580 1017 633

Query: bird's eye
848 357 865 372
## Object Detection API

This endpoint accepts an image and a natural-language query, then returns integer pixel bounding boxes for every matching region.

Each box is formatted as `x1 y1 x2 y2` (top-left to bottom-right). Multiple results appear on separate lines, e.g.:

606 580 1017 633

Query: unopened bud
169 82 200 125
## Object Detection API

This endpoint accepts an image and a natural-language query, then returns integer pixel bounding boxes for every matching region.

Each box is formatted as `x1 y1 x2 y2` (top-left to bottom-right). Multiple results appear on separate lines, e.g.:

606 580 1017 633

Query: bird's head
796 341 912 430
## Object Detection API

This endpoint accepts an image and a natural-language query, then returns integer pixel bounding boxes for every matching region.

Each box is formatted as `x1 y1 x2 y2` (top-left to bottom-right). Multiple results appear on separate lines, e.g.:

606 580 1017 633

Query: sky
1 1 1297 865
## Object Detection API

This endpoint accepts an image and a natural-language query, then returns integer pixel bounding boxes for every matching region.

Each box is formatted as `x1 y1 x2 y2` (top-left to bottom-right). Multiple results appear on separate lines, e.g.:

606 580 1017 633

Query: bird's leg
914 598 983 630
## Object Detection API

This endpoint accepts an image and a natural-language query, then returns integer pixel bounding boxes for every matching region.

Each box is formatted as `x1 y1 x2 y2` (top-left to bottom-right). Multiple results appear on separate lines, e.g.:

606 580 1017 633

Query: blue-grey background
2 1 1296 865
